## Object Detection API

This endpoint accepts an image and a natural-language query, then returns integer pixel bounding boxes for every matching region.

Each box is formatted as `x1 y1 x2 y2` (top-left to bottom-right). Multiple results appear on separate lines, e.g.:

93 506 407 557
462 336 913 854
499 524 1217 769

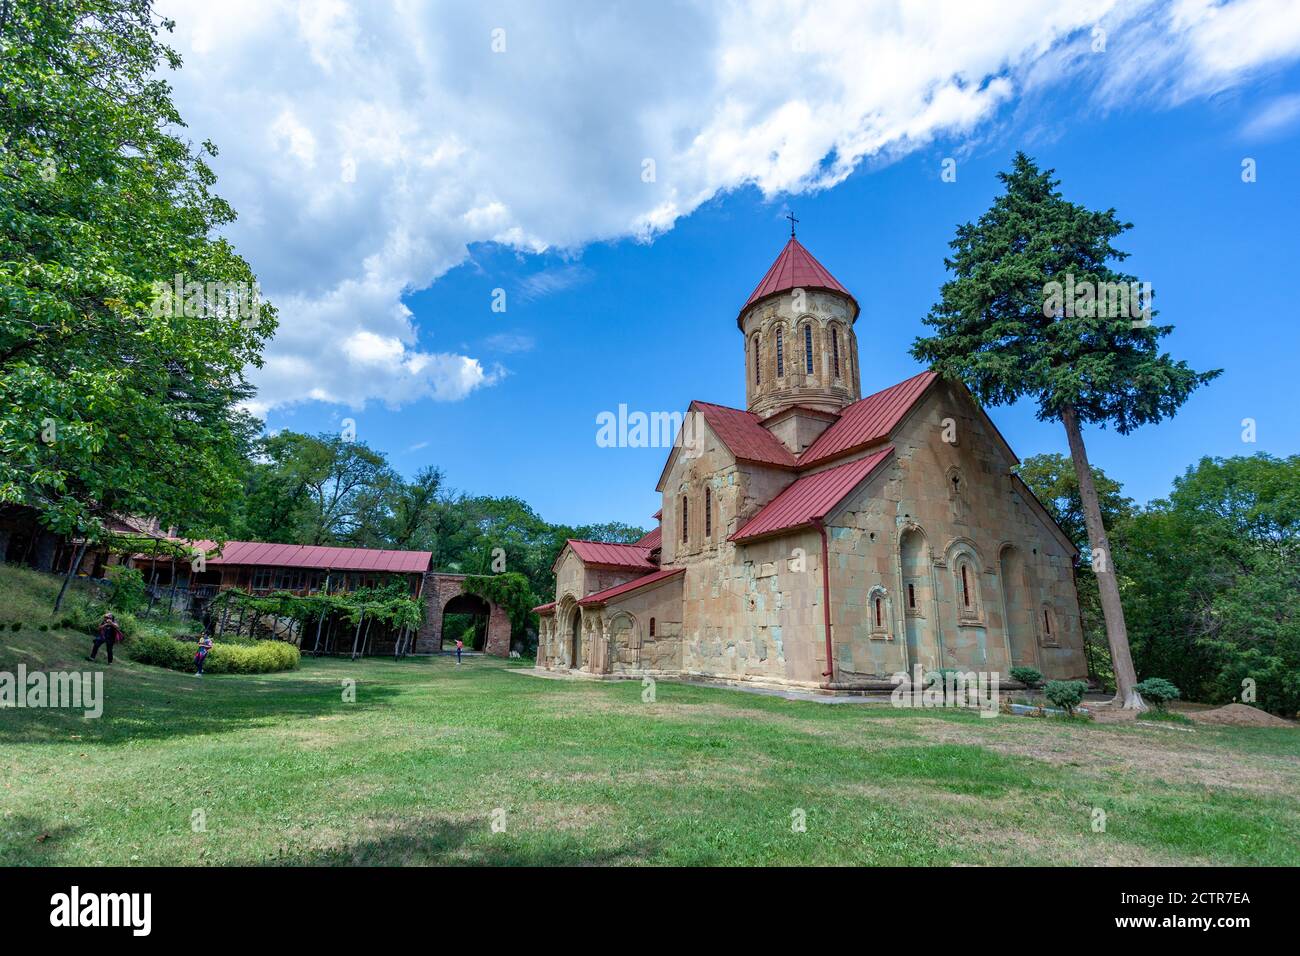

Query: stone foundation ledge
525 666 1051 697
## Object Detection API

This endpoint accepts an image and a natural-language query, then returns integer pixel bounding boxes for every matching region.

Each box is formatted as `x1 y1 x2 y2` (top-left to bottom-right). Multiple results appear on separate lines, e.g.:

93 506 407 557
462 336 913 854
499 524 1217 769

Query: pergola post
350 614 364 660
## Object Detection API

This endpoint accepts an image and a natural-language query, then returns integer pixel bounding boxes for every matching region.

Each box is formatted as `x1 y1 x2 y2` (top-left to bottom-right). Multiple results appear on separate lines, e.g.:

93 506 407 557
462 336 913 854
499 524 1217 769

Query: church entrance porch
568 608 584 670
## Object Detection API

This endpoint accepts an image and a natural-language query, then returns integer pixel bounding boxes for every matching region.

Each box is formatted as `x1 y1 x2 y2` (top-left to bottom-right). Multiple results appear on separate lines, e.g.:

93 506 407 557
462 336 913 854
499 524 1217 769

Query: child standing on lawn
193 635 214 677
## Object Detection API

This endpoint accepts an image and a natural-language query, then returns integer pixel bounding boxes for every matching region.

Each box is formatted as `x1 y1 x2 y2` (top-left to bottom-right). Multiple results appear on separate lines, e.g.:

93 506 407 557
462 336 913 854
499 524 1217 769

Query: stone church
535 235 1087 690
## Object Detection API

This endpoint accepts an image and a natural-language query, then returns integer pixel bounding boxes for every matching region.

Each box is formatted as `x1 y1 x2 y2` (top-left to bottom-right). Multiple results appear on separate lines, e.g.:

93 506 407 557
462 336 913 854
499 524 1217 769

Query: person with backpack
87 613 123 664
193 635 214 677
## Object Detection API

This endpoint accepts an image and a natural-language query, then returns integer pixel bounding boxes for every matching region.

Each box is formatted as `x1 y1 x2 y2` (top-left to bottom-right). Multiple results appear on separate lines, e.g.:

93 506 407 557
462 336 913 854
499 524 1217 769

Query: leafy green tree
234 431 396 546
384 465 444 550
1121 455 1299 714
233 431 316 542
912 154 1220 710
1016 453 1134 554
567 521 648 544
0 0 274 545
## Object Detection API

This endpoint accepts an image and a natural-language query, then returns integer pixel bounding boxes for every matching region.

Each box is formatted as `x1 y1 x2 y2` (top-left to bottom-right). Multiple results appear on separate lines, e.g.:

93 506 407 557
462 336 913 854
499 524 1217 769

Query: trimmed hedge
128 631 300 674
1044 679 1088 716
1009 666 1043 688
1134 677 1181 709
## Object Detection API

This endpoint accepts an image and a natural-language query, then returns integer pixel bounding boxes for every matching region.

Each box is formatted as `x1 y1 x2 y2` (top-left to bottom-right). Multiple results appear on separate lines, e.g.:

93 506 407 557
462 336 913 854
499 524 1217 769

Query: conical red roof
738 237 859 328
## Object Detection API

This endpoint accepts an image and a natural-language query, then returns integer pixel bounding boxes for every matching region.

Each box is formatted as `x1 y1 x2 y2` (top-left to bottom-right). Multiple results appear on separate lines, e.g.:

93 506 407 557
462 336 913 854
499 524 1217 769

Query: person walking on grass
193 635 214 677
455 637 464 665
87 613 122 664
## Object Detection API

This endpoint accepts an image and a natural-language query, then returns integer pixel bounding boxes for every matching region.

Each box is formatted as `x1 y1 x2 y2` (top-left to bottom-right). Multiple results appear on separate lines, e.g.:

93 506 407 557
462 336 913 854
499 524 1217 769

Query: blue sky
160 1 1300 530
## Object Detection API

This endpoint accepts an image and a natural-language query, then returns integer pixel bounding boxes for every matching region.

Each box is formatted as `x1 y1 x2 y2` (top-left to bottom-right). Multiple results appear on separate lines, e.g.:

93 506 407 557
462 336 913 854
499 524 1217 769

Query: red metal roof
739 237 859 327
731 447 895 542
692 401 797 468
799 371 936 467
635 526 662 550
533 601 557 615
180 541 432 574
578 566 685 606
562 539 657 571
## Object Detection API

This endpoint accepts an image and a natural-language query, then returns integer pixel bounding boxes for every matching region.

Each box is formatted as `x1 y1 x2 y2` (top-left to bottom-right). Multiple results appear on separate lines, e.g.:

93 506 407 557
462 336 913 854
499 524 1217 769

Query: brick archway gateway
413 573 511 657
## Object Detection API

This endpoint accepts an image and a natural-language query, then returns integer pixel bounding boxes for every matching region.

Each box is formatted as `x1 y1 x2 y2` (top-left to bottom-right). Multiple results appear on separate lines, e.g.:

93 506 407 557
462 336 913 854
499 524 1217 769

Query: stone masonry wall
413 573 512 657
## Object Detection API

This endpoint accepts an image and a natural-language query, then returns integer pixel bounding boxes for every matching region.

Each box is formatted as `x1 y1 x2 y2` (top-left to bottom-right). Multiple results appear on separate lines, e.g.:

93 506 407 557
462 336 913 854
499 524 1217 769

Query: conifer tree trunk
1061 405 1145 711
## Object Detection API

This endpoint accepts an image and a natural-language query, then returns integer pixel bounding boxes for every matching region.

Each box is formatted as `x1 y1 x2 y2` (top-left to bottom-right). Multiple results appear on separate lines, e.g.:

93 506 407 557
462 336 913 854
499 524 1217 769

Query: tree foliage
1120 455 1300 715
1017 452 1134 553
0 0 275 542
910 152 1220 430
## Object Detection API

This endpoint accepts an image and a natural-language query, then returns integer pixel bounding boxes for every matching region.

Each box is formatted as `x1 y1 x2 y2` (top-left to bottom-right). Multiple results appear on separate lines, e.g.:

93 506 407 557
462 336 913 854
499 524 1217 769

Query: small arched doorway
999 545 1038 669
441 592 491 652
900 527 937 670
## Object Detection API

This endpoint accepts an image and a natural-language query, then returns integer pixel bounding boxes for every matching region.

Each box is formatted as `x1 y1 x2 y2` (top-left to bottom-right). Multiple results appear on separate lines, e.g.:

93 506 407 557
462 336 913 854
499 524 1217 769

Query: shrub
106 566 147 614
128 630 195 670
1010 666 1043 688
1044 679 1088 717
1135 677 1181 710
127 632 300 674
62 605 100 635
9 622 20 632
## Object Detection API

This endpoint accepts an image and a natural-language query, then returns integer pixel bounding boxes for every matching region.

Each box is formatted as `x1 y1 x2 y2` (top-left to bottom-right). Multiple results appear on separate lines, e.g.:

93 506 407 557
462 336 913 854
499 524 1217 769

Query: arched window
952 552 982 623
649 617 656 638
680 494 688 543
803 323 814 374
868 586 889 638
832 327 840 377
704 486 712 538
753 335 761 385
947 467 968 520
907 582 916 609
1043 608 1051 637
775 328 784 377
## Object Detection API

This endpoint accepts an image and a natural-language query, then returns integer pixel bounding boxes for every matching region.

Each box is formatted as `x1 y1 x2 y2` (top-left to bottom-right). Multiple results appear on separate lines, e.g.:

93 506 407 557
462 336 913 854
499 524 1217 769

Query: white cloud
158 0 1300 413
483 332 536 354
518 266 592 302
1241 93 1300 138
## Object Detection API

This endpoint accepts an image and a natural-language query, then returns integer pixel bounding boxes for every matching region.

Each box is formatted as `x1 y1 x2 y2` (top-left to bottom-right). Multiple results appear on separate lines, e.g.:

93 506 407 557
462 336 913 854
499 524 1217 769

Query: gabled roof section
533 601 557 615
635 526 662 550
172 541 432 574
731 447 895 543
692 401 797 468
798 371 936 467
738 237 859 328
577 566 684 607
554 539 657 574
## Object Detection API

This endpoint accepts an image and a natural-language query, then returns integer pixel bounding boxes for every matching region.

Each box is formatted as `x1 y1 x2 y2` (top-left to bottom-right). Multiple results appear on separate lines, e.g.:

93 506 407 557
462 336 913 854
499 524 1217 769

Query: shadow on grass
0 815 83 866
265 818 658 866
0 662 402 746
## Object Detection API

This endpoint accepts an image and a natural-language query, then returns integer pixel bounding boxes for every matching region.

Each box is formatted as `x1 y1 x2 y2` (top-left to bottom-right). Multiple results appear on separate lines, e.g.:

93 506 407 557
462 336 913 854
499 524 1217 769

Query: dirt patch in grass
908 718 1299 797
835 779 1179 866
1185 703 1296 728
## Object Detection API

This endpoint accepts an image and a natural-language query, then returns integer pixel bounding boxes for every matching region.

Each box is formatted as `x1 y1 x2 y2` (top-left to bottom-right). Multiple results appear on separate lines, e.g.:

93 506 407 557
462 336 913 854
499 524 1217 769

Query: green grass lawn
2 565 1298 866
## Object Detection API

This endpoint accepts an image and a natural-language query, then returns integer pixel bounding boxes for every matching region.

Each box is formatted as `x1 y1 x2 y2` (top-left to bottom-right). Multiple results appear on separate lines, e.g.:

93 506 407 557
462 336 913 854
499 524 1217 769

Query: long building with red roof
535 233 1087 690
